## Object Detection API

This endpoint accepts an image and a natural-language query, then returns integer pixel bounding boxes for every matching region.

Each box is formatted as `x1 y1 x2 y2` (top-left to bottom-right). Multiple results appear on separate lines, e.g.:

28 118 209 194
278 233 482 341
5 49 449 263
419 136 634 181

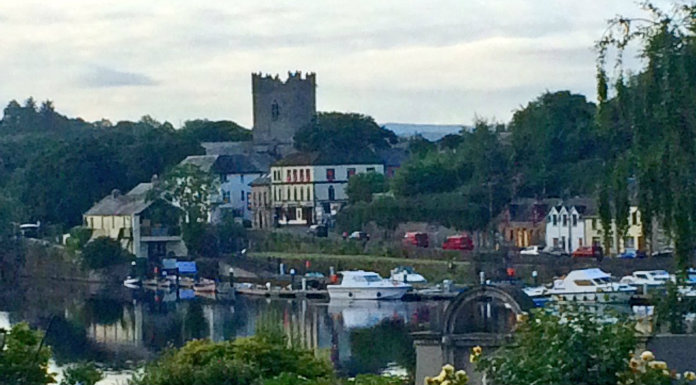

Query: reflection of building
85 303 143 347
83 182 187 259
270 152 384 225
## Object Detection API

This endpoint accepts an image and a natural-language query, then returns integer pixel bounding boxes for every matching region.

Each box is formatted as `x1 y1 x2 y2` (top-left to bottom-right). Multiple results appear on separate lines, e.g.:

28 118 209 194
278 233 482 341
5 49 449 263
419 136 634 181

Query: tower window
271 100 280 121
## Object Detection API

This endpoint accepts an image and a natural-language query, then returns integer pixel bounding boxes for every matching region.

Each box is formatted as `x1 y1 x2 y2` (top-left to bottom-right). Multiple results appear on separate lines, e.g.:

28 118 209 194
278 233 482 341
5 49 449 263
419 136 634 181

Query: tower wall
252 71 316 149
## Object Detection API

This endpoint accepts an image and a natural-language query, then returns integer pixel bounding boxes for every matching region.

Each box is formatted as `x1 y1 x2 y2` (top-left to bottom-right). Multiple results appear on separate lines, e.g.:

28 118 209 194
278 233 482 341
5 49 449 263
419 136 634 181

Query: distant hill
381 123 470 141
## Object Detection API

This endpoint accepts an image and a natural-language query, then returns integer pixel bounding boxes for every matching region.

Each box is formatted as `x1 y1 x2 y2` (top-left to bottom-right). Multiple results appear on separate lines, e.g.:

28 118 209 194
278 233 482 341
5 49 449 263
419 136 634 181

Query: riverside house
83 183 187 261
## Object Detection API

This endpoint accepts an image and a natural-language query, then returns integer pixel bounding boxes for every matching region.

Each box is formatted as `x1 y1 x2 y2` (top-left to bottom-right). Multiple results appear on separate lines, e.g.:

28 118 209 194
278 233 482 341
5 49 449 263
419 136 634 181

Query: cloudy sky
0 1 667 128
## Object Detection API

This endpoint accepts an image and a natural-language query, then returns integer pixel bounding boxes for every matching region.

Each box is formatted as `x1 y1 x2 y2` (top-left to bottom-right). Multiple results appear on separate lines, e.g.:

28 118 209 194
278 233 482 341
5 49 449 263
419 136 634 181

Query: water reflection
0 280 447 381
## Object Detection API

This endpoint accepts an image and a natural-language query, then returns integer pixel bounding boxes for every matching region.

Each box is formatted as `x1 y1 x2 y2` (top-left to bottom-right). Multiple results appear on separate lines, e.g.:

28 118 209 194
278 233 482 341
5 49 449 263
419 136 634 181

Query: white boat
327 270 411 300
390 266 427 284
620 270 671 287
525 268 636 303
123 277 140 289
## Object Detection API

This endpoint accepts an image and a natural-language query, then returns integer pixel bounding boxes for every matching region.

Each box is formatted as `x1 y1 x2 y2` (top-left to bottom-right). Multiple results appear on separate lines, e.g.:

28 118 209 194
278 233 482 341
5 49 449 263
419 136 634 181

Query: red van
402 232 429 248
442 235 474 251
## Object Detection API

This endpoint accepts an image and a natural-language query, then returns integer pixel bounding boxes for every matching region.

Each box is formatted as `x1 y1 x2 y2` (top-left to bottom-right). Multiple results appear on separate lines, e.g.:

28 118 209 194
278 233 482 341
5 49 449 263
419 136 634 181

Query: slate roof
84 183 155 216
507 198 559 223
249 174 271 187
273 150 382 166
179 154 273 174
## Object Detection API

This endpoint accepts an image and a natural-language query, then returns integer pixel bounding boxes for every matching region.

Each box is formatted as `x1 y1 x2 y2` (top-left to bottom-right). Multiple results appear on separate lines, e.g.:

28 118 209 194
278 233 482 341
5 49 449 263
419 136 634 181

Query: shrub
0 322 55 385
60 362 103 385
80 236 133 270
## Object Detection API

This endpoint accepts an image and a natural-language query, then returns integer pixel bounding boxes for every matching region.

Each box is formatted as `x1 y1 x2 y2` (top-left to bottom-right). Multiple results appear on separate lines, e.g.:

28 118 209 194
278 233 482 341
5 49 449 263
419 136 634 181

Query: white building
270 152 384 225
544 198 595 253
179 153 273 223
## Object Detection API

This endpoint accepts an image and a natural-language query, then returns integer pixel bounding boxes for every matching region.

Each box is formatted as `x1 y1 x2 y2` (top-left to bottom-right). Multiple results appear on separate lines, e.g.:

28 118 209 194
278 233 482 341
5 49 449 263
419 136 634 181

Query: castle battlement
252 71 316 88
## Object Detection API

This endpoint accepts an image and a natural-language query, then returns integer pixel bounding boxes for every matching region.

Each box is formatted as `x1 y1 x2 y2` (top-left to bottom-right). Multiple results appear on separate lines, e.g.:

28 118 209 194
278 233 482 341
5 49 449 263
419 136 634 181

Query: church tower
252 71 316 154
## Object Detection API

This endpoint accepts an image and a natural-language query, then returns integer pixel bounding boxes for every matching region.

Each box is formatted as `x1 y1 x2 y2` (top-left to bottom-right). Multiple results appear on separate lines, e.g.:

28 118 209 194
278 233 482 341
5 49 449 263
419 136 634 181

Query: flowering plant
618 350 696 385
424 364 469 385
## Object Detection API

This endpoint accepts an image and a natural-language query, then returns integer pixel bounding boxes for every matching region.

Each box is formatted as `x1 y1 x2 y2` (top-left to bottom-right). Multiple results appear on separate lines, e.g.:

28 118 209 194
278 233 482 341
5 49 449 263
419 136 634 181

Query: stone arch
443 285 535 335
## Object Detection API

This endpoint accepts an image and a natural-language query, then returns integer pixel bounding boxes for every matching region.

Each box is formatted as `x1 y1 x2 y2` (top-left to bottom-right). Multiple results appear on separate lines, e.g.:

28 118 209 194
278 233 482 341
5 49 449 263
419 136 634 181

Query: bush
65 226 92 253
80 236 133 270
60 362 103 385
0 322 55 385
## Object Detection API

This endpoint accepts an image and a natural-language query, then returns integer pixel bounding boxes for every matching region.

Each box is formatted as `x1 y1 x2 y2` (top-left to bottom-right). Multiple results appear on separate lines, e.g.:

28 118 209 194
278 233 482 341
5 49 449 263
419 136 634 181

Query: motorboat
390 266 427 284
524 268 636 303
620 270 671 287
327 270 411 300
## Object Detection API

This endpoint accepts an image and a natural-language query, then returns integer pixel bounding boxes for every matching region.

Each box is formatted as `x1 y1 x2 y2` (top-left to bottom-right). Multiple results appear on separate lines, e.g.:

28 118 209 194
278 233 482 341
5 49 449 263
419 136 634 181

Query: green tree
0 322 55 385
597 2 696 269
180 119 252 142
60 362 103 385
476 308 636 385
346 172 388 203
81 236 133 270
294 112 397 154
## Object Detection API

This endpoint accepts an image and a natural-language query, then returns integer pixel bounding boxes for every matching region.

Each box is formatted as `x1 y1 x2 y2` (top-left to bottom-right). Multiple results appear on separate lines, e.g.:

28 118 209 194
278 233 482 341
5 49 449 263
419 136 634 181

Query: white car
520 245 541 256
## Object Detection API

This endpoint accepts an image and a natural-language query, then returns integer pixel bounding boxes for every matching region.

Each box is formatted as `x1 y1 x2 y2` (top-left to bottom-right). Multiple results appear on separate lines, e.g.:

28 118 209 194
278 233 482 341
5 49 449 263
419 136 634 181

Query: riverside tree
597 1 696 268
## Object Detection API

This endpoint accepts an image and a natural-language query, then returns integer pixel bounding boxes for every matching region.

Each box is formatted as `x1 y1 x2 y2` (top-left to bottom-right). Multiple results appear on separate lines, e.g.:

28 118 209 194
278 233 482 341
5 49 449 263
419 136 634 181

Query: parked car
403 232 429 248
520 245 541 256
572 246 599 258
307 224 328 237
442 234 473 250
543 247 570 257
618 248 647 259
348 231 370 241
651 247 674 258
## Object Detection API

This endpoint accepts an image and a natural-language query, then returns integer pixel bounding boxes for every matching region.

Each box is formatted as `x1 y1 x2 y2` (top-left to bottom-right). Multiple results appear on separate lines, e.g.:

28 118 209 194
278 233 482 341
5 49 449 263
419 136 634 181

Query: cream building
270 152 384 225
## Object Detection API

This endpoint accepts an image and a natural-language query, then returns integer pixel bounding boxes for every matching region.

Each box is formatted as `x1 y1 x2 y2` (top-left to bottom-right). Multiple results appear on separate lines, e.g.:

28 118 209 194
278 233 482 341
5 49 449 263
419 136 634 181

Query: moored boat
327 270 411 300
524 268 636 304
390 266 427 284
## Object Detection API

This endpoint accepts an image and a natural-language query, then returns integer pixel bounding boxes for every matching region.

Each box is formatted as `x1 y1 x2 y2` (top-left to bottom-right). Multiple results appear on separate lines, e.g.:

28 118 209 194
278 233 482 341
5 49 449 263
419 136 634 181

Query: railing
140 226 180 237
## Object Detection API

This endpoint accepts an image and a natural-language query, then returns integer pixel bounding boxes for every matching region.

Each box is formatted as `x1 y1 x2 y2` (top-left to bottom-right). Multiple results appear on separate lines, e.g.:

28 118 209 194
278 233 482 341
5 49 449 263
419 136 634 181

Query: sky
0 1 671 128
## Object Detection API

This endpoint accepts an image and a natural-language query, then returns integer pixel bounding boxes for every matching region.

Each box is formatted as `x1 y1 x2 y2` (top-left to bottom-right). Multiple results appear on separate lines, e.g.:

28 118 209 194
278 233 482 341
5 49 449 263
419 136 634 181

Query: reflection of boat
194 278 216 293
327 271 411 300
328 300 408 329
390 266 427 284
525 268 636 303
123 277 140 289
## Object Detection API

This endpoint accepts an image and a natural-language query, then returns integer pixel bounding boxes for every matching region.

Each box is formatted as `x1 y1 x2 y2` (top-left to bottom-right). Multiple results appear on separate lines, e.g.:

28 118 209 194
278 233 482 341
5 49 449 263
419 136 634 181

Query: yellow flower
469 354 477 363
640 350 655 362
629 358 641 370
424 376 434 385
648 361 667 370
515 313 529 323
435 371 447 382
442 364 455 375
455 370 468 384
472 346 483 355
684 371 696 381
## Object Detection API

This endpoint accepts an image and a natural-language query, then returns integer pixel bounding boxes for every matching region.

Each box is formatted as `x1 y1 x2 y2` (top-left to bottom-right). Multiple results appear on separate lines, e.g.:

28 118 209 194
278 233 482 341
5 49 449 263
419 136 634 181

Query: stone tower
252 71 316 153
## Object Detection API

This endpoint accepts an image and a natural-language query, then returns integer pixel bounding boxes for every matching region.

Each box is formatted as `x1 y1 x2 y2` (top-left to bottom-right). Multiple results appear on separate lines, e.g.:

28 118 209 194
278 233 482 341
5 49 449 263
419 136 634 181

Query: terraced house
270 152 384 226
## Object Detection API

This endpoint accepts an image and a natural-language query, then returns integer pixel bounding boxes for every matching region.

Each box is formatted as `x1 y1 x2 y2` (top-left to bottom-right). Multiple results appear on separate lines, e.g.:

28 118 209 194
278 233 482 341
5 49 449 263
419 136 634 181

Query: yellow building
584 206 645 254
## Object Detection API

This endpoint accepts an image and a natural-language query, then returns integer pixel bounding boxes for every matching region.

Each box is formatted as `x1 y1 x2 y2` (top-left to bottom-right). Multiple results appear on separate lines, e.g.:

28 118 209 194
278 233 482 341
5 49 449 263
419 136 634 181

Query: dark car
307 224 328 237
348 231 370 241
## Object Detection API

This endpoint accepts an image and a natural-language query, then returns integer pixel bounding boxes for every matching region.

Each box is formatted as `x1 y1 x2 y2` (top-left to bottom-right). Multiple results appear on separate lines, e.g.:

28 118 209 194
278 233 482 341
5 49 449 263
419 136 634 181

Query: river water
0 279 449 384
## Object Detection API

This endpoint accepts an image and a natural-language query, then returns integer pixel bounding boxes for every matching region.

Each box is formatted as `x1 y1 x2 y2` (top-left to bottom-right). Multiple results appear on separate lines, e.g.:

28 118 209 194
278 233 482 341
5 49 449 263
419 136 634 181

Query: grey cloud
80 66 158 88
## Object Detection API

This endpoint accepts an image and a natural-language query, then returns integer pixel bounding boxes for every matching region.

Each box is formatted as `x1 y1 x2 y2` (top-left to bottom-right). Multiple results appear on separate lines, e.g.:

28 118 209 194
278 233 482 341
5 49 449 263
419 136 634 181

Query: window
271 100 280 121
509 230 514 241
300 169 304 181
592 218 597 230
220 174 228 183
300 188 304 201
579 238 583 247
366 167 375 172
552 215 557 226
347 168 356 178
240 175 244 183
306 168 311 181
263 192 267 205
553 238 559 247
287 170 291 182
572 214 577 227
328 185 335 201
307 187 311 201
286 207 296 220
546 215 551 223
632 211 638 225
240 191 245 201
293 169 298 182
274 188 278 202
222 191 230 203
295 187 299 201
574 280 594 287
562 215 568 226
326 168 335 181
247 193 252 210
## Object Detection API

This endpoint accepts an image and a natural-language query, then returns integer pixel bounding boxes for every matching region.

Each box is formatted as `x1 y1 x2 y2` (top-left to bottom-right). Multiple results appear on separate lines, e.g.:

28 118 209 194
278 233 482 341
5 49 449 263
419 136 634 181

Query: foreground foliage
476 308 636 385
0 322 55 385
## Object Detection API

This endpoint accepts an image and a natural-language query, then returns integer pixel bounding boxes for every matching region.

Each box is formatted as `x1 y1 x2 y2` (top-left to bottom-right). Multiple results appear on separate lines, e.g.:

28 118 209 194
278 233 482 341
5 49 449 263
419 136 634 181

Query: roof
507 198 559 223
180 154 273 174
273 150 382 166
201 141 253 155
566 268 611 280
84 183 155 216
249 174 271 187
564 197 598 216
